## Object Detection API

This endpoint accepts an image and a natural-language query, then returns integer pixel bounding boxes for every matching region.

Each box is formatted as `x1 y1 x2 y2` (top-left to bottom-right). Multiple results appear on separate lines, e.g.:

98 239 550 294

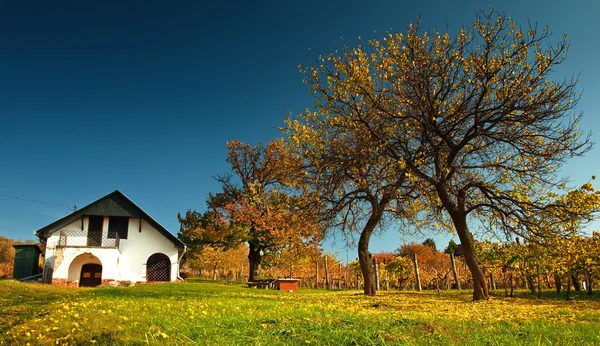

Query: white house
36 190 186 287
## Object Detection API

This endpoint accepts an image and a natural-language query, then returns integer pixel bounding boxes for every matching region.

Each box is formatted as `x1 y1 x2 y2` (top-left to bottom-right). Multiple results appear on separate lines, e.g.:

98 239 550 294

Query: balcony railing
57 230 120 248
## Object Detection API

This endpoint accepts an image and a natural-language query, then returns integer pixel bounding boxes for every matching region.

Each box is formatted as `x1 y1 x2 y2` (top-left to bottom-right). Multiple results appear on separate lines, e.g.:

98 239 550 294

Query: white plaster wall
43 216 180 283
117 218 179 282
53 247 120 281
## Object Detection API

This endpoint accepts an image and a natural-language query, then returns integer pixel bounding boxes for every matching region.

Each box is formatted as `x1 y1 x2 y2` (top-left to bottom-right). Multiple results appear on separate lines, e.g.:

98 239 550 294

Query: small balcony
56 230 120 249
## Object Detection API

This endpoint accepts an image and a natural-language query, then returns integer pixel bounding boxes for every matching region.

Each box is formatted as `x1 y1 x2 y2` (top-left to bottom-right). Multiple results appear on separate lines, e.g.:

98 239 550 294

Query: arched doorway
80 263 103 287
67 253 103 287
146 253 171 282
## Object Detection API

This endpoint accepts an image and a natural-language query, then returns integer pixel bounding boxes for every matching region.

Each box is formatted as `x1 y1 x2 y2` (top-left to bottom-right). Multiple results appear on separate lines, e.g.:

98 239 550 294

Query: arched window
146 253 171 282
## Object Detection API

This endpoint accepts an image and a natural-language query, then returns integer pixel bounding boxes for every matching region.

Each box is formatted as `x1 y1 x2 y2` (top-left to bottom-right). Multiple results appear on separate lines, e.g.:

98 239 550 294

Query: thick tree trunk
358 242 376 296
248 244 262 282
438 186 488 301
357 196 390 296
451 211 489 300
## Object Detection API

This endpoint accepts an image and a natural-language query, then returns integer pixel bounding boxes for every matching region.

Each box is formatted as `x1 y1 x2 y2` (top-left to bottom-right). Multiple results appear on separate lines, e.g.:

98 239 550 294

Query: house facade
36 190 186 287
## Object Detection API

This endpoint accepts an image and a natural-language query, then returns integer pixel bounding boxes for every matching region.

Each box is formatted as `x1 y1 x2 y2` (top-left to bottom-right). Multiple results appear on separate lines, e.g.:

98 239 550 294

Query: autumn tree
397 242 451 289
182 244 248 280
262 242 322 279
284 62 423 295
422 238 437 251
178 209 241 257
385 255 413 289
444 239 459 254
294 9 593 300
180 140 322 282
0 236 15 278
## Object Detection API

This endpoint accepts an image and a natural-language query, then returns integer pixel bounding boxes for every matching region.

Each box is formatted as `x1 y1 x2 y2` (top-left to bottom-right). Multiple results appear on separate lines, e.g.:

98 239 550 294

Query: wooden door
79 263 102 287
87 216 103 246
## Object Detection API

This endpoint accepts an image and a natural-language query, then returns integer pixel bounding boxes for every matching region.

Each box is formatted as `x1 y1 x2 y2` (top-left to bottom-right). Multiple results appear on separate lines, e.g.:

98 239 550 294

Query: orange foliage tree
397 243 451 289
179 140 323 282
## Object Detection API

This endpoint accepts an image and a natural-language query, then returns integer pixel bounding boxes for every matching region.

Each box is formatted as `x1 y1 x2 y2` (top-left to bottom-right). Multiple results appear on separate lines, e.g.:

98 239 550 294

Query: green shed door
13 245 41 280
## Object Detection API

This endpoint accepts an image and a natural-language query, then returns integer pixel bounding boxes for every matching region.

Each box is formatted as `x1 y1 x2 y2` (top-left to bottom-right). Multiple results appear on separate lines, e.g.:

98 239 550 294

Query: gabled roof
35 190 185 248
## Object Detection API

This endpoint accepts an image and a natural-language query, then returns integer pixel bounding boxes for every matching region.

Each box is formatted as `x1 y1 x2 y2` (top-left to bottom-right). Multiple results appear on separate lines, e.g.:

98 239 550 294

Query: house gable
35 190 184 249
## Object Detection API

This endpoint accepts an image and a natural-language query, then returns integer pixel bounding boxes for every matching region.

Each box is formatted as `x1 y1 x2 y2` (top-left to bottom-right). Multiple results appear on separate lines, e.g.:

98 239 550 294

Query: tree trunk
585 271 593 295
526 274 536 293
489 272 496 291
212 262 218 280
554 271 561 294
248 244 262 282
522 271 529 290
315 262 319 288
413 253 422 291
436 186 488 300
566 269 572 300
509 272 514 297
536 266 541 299
324 256 330 290
572 274 581 291
338 264 342 289
502 269 508 297
451 210 489 300
358 245 376 295
357 195 391 296
450 253 461 290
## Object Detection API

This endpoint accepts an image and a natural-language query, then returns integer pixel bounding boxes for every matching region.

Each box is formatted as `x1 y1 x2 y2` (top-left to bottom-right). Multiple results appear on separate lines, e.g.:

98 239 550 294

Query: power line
0 194 73 209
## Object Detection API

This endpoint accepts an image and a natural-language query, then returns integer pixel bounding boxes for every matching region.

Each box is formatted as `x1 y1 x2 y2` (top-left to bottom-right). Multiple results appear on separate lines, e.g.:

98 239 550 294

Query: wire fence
57 230 120 248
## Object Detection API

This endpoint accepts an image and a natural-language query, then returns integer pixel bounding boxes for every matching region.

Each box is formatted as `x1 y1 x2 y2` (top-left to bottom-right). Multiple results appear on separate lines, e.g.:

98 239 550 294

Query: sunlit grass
1 280 599 345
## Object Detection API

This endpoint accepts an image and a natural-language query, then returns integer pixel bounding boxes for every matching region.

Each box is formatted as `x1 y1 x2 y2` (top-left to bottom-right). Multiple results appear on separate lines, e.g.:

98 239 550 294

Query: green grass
1 280 600 345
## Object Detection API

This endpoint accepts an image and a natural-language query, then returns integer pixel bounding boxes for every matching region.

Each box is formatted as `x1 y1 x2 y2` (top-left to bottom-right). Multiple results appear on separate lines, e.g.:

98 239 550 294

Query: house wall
43 217 180 286
117 218 179 282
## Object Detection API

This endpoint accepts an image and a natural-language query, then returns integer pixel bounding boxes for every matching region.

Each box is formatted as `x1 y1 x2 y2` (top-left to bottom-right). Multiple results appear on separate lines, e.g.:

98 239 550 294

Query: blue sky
1 0 599 257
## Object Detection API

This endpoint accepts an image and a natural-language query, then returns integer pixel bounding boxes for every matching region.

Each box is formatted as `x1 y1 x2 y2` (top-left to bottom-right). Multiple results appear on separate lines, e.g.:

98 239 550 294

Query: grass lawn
1 280 600 345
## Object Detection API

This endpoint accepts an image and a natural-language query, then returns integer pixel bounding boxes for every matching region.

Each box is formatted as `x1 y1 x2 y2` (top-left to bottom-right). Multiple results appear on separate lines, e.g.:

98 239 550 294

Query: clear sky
1 0 599 257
